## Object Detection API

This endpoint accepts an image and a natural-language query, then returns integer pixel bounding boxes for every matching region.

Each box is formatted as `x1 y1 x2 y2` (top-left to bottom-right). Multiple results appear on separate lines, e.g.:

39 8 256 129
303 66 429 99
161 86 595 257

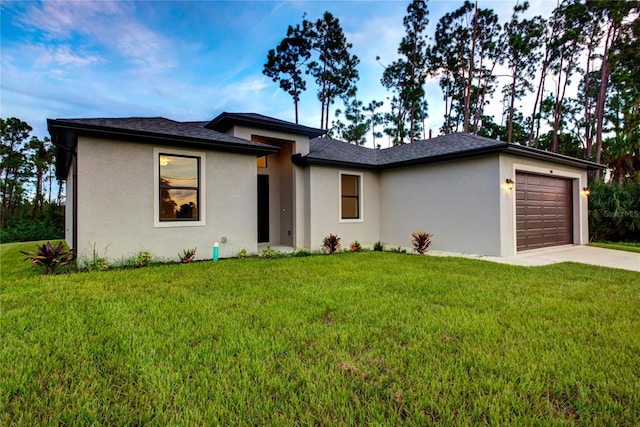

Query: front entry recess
257 175 269 243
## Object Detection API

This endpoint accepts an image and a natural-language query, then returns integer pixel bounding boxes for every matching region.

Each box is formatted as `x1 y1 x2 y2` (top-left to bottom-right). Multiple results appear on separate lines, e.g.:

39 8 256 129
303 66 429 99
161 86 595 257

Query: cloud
15 0 176 72
33 44 102 68
18 0 126 39
20 0 128 39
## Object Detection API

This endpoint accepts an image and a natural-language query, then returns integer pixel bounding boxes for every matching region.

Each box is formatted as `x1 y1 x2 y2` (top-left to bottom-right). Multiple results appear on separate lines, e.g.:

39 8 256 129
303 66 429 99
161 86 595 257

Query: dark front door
257 175 269 243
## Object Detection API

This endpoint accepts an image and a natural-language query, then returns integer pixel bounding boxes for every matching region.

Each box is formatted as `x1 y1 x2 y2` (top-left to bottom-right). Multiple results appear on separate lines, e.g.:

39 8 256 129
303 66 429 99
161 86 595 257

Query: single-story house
48 112 603 262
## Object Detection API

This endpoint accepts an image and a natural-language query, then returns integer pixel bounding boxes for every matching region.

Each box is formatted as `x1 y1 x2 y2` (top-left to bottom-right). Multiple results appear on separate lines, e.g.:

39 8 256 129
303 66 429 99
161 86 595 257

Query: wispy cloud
33 44 102 68
16 0 176 72
16 0 126 39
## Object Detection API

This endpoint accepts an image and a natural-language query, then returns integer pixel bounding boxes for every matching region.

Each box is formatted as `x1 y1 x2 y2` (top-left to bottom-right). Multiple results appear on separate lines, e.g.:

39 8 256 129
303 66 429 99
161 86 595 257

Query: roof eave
207 113 326 138
503 145 605 170
299 140 606 172
48 119 279 156
292 153 378 170
380 145 507 169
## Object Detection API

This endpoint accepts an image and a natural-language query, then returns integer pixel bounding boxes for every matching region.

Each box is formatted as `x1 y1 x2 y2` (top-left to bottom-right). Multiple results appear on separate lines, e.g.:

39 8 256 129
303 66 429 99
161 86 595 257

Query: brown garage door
516 173 572 251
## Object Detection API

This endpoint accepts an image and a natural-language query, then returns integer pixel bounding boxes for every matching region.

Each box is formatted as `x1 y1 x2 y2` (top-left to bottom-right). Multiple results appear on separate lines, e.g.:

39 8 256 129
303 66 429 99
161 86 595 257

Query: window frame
257 155 268 168
339 171 363 222
154 148 206 228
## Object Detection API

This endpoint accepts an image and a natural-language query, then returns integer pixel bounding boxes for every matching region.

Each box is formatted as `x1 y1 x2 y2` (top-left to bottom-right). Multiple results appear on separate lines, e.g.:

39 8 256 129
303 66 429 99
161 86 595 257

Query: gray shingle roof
305 133 603 170
382 133 506 165
304 137 382 168
48 116 280 180
206 112 325 138
48 117 277 151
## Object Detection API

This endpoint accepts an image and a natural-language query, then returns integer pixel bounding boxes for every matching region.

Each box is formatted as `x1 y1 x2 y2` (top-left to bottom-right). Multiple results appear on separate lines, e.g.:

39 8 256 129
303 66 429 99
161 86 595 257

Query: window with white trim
340 173 361 220
154 149 206 227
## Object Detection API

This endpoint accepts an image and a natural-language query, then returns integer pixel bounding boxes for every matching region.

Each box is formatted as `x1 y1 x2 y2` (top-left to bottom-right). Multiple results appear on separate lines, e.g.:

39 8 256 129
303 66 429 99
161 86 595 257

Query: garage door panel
524 202 544 217
526 219 544 230
527 191 544 202
516 172 573 251
527 175 543 186
543 206 559 215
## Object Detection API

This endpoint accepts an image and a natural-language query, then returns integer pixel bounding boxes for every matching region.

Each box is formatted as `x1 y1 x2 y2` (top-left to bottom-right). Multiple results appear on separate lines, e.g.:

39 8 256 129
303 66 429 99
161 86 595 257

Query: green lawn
2 241 639 425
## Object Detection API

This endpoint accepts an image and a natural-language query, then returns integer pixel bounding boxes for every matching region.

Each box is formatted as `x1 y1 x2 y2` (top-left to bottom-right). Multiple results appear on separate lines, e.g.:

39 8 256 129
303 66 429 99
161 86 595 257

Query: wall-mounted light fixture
505 178 514 190
582 187 591 196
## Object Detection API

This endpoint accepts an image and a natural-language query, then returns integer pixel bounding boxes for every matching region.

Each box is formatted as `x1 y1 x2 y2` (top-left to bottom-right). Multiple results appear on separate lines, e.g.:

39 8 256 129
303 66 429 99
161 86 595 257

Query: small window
341 174 360 220
257 155 267 168
159 154 200 221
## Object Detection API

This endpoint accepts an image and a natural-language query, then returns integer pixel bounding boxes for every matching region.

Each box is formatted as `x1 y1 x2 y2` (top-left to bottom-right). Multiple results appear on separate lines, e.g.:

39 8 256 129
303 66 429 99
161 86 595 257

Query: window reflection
159 155 199 221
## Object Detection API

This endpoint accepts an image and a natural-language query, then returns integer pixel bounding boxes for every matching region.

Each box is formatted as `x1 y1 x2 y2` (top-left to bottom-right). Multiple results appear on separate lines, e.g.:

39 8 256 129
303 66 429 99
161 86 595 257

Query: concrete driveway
431 245 640 272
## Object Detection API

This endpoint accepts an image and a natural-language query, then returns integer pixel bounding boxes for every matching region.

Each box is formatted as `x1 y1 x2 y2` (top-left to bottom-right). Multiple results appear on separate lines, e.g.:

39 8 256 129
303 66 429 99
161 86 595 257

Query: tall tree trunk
293 80 299 124
529 47 549 147
325 95 330 131
472 56 483 134
1 155 15 226
48 165 53 204
508 70 517 143
552 53 565 153
443 82 450 134
583 20 601 160
584 53 593 159
33 168 43 216
320 62 327 129
464 0 478 134
594 24 617 179
57 180 64 204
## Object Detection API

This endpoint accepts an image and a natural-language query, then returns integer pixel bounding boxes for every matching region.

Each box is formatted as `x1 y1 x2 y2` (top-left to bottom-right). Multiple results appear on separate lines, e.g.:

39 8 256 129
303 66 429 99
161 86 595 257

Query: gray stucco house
48 113 602 262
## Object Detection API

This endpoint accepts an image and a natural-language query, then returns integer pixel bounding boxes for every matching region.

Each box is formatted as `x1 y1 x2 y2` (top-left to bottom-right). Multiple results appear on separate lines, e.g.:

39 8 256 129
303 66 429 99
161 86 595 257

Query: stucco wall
229 125 308 247
231 125 310 156
379 155 502 255
75 137 257 263
498 153 589 256
307 166 380 250
64 156 75 247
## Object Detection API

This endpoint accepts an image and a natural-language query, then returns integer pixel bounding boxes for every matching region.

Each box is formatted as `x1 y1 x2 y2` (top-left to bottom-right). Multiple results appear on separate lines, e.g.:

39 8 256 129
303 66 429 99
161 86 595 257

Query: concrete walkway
429 245 640 272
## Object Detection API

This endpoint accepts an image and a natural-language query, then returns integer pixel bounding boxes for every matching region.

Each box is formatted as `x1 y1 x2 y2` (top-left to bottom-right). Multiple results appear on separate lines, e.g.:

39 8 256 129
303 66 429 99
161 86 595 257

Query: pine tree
263 23 311 124
306 12 360 130
381 0 430 144
502 1 545 143
1 117 32 226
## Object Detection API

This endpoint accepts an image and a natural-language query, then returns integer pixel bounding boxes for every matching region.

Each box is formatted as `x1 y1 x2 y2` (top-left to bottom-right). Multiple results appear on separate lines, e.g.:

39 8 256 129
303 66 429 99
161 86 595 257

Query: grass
2 241 639 425
589 241 640 254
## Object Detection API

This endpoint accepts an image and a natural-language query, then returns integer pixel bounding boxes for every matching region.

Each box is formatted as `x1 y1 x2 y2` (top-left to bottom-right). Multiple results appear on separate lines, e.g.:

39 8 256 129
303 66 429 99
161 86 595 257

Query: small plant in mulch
21 241 75 275
237 249 248 259
179 248 197 263
322 233 341 254
135 251 152 268
350 240 362 252
373 240 385 252
411 231 433 255
81 242 109 272
261 247 278 259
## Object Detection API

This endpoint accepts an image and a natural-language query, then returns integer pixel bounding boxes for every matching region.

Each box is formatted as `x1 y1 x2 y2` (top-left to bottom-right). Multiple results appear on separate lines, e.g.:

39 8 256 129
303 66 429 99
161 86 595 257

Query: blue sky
1 0 556 146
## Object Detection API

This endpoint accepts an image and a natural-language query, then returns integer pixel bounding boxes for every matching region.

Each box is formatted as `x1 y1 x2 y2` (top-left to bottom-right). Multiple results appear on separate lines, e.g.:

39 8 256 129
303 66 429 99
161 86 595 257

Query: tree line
264 0 639 182
0 117 64 242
